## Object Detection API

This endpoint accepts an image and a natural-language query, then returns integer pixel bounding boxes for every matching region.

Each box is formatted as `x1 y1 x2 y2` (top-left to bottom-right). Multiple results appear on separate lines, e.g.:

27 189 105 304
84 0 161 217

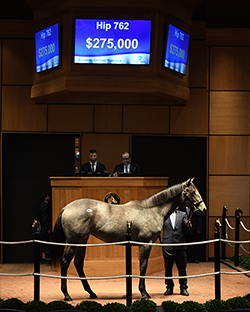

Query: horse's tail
51 212 65 264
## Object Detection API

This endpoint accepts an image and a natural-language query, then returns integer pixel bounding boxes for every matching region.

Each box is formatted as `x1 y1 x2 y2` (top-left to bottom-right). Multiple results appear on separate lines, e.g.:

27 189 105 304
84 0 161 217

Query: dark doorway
132 136 207 261
2 133 76 262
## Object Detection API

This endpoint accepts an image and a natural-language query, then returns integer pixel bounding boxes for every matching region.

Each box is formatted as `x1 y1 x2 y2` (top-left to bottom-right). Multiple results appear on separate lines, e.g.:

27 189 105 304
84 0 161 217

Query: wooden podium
50 177 168 276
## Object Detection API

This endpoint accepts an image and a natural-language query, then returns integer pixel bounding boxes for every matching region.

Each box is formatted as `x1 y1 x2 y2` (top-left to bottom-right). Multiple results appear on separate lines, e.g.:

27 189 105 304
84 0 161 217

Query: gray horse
52 177 206 301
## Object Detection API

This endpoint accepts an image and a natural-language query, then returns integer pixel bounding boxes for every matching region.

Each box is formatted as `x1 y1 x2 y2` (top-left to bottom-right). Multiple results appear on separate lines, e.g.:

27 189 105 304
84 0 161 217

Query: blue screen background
35 23 59 72
164 24 190 74
74 19 151 65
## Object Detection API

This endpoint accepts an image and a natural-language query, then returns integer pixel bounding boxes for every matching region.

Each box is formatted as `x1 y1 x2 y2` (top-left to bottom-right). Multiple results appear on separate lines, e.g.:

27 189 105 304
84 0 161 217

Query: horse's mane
140 182 183 208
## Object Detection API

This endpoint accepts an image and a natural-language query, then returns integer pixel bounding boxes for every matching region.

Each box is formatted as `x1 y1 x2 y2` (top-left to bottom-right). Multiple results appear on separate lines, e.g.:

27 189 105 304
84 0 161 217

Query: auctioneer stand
50 177 168 276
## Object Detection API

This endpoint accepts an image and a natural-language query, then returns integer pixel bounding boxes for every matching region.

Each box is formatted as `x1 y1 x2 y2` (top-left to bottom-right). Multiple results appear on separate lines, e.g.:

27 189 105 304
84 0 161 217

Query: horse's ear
187 176 195 186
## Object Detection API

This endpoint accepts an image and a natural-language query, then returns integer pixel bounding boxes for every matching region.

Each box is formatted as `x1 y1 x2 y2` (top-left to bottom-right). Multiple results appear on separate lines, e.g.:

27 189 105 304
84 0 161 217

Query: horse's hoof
141 292 151 300
64 295 73 301
141 295 149 300
89 292 98 299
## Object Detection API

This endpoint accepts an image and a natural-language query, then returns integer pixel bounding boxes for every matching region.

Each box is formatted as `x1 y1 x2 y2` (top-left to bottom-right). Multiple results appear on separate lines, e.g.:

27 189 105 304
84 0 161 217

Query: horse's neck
140 183 183 208
161 196 182 222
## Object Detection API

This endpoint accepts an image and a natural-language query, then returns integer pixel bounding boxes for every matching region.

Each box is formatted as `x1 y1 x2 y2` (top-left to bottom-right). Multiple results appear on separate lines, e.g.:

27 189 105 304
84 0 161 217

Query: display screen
164 24 190 75
74 19 151 65
35 23 59 73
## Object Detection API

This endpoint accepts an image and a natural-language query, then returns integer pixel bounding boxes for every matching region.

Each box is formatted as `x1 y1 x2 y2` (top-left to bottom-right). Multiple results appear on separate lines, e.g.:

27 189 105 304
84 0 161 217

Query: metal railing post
214 219 221 300
234 208 242 266
126 221 132 307
221 205 227 260
32 220 41 301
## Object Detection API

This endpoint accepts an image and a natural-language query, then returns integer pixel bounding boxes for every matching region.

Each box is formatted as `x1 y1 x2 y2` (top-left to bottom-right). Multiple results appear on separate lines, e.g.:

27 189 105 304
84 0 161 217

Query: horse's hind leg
74 239 98 299
139 244 152 300
61 246 76 301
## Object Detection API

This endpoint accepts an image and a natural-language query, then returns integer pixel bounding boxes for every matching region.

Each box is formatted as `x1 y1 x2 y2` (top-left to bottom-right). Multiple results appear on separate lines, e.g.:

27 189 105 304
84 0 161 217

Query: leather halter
182 186 204 212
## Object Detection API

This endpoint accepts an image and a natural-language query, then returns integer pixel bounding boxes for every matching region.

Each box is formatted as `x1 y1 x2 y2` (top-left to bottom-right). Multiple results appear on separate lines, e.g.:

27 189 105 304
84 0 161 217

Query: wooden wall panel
209 136 249 175
94 105 122 133
189 40 207 88
1 86 47 131
208 217 215 258
0 40 1 84
123 105 169 134
210 47 250 91
209 176 249 216
81 133 130 174
48 104 93 132
170 88 208 134
210 92 250 135
2 39 33 85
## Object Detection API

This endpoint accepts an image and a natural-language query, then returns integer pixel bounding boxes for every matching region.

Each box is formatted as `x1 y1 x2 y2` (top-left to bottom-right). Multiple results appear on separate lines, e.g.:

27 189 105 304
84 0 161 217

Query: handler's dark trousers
163 249 188 290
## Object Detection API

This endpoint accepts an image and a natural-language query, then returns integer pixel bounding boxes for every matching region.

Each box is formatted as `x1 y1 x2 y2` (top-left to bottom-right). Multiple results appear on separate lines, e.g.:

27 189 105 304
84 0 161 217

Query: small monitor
118 172 132 177
74 19 151 65
81 170 110 177
164 24 190 75
35 23 60 73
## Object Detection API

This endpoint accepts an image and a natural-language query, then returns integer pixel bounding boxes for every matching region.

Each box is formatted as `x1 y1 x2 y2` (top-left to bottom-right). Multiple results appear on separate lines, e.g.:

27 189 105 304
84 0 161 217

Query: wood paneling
123 106 169 134
0 40 1 84
209 176 249 216
0 20 34 39
209 136 249 175
206 28 250 46
94 105 122 133
48 104 93 132
210 47 250 91
1 86 47 131
210 92 250 135
171 88 208 134
81 134 130 174
189 40 207 88
2 39 33 85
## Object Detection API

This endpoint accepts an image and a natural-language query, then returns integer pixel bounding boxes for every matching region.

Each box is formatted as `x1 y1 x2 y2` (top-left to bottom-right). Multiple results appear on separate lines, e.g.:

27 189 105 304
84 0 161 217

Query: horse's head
181 177 207 214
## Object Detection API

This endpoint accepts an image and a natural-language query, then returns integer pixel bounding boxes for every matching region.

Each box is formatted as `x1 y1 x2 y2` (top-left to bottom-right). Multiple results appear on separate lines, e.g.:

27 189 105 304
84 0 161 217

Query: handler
162 205 191 296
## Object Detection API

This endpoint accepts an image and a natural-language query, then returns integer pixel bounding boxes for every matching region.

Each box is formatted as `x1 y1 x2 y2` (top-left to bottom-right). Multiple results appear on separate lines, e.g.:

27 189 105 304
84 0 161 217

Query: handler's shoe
180 288 189 296
164 288 173 295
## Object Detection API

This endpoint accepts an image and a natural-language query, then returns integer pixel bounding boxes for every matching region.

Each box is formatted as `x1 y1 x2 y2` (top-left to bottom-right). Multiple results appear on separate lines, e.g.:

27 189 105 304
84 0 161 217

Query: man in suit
81 149 106 175
38 191 52 264
183 205 203 263
112 151 142 177
162 206 191 296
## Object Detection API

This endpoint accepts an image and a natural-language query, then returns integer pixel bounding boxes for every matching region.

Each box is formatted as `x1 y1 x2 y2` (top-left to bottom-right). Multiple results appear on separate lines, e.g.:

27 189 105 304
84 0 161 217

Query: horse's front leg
139 243 152 300
61 246 75 301
74 245 98 299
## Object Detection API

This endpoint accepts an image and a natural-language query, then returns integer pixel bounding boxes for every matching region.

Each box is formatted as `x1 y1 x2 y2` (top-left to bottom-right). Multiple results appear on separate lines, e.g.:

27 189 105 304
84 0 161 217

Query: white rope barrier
2 268 250 280
0 273 33 277
35 239 218 248
225 218 235 230
34 239 130 247
34 273 128 280
221 270 250 275
240 244 250 254
130 239 219 247
220 238 250 244
0 240 33 245
240 221 250 232
0 238 249 247
1 238 250 282
2 269 249 280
